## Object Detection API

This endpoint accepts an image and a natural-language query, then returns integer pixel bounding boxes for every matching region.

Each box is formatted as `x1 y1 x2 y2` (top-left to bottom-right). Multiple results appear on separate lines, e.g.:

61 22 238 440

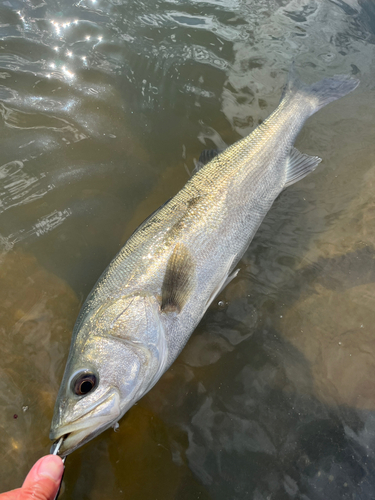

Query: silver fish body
50 68 359 456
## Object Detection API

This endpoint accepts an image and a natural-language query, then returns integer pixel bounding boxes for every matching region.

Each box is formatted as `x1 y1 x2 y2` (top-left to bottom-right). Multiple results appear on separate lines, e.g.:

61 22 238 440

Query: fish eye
71 372 98 396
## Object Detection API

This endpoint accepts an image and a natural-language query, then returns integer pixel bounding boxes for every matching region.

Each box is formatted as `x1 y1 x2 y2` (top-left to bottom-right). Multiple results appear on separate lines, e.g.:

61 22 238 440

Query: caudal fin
281 64 360 114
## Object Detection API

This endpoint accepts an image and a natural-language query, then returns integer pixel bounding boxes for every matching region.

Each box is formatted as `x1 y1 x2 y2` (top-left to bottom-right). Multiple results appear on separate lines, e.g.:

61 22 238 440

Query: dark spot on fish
167 197 202 239
13 414 18 419
186 197 201 209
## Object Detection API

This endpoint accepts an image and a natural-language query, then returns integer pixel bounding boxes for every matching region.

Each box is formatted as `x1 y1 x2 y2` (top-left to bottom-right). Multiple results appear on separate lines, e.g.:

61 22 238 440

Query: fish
50 67 359 456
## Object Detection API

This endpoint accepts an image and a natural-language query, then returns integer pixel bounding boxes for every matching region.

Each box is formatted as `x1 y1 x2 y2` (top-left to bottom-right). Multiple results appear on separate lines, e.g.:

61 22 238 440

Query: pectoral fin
284 147 321 188
161 243 195 313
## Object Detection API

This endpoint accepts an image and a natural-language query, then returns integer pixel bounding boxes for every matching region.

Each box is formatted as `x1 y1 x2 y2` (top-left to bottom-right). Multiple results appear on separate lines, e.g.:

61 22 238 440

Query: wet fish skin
50 68 359 456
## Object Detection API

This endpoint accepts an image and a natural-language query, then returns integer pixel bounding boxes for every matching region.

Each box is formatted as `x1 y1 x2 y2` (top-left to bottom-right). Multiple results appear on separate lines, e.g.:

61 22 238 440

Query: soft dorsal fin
161 243 195 313
284 147 322 188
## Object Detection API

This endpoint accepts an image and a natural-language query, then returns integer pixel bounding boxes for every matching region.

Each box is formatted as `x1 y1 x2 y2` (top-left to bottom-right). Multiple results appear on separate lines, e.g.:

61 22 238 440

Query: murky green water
1 0 375 498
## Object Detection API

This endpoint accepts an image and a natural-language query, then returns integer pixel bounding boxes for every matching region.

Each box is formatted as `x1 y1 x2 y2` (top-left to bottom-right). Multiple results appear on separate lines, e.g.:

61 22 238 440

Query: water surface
1 0 375 498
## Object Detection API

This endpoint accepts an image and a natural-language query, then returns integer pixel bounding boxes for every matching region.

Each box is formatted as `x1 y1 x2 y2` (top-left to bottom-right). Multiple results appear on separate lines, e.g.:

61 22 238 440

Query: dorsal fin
193 148 223 175
198 149 221 165
161 243 195 313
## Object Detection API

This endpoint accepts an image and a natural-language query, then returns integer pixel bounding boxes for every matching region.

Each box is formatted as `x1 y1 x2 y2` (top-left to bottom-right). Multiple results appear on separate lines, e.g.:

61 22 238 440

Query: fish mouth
50 389 121 457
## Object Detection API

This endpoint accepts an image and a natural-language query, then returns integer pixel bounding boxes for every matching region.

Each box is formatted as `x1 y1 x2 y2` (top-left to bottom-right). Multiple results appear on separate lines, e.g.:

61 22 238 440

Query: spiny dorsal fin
161 243 195 313
193 148 222 175
198 149 221 165
284 147 322 188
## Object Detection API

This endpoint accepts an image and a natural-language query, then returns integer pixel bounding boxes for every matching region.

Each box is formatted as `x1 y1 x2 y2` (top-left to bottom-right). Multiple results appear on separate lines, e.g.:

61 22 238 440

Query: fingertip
23 455 64 489
37 455 64 483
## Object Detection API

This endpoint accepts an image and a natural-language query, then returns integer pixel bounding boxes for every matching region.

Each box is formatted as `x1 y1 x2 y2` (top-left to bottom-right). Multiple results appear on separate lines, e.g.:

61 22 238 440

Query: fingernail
37 455 64 483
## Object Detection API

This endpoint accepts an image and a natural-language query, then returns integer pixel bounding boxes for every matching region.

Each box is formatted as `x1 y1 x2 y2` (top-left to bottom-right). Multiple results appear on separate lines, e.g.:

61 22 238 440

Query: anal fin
284 147 321 188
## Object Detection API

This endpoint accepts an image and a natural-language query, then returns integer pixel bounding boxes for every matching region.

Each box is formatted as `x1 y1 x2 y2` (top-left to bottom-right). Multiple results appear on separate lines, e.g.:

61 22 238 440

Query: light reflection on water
1 0 375 498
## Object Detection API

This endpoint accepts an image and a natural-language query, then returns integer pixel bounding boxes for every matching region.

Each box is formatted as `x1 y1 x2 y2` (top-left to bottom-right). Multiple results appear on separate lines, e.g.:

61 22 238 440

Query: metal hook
51 438 66 500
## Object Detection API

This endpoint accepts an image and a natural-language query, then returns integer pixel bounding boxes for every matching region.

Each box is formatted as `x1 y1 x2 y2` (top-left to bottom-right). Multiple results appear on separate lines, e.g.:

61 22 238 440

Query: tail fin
281 64 359 114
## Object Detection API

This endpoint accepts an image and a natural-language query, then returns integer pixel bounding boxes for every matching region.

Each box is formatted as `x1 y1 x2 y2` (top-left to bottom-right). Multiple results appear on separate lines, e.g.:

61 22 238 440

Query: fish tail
281 63 359 114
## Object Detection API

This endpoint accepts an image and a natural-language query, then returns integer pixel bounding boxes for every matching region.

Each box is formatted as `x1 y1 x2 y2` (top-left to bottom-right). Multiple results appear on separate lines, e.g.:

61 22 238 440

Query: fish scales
50 67 359 456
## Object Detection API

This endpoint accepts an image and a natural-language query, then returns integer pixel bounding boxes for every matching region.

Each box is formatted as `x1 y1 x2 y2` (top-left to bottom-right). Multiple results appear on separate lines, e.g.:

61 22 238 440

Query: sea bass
50 68 359 456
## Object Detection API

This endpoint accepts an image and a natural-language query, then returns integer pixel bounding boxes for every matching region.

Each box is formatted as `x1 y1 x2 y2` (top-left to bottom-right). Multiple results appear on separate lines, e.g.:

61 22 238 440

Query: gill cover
50 293 167 456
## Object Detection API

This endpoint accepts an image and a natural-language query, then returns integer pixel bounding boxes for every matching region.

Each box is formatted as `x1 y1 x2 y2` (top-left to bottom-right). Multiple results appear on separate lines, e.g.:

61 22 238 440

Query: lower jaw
52 419 117 457
50 390 122 456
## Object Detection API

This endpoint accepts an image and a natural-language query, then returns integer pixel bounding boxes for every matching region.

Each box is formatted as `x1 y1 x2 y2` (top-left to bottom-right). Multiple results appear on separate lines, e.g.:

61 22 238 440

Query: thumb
20 455 64 500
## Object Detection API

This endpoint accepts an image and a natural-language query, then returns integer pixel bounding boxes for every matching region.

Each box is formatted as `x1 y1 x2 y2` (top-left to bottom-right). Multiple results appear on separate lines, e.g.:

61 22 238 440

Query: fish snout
50 389 121 456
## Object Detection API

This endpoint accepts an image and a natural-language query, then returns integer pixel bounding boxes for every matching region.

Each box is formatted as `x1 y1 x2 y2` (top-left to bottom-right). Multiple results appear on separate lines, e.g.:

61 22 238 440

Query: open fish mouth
50 390 121 456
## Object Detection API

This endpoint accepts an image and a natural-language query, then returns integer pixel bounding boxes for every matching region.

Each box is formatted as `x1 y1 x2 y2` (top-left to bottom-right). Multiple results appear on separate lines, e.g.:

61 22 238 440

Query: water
0 0 375 497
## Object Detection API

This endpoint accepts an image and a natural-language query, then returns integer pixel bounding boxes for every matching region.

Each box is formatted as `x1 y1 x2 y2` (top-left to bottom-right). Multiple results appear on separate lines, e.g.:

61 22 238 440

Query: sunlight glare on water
1 0 375 498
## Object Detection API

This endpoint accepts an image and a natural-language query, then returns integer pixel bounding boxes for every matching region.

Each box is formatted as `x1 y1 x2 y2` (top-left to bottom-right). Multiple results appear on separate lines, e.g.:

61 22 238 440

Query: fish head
50 294 167 456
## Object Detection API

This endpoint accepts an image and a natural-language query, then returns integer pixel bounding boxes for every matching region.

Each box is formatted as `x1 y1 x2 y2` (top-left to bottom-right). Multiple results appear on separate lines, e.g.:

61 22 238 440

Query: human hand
0 455 64 500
